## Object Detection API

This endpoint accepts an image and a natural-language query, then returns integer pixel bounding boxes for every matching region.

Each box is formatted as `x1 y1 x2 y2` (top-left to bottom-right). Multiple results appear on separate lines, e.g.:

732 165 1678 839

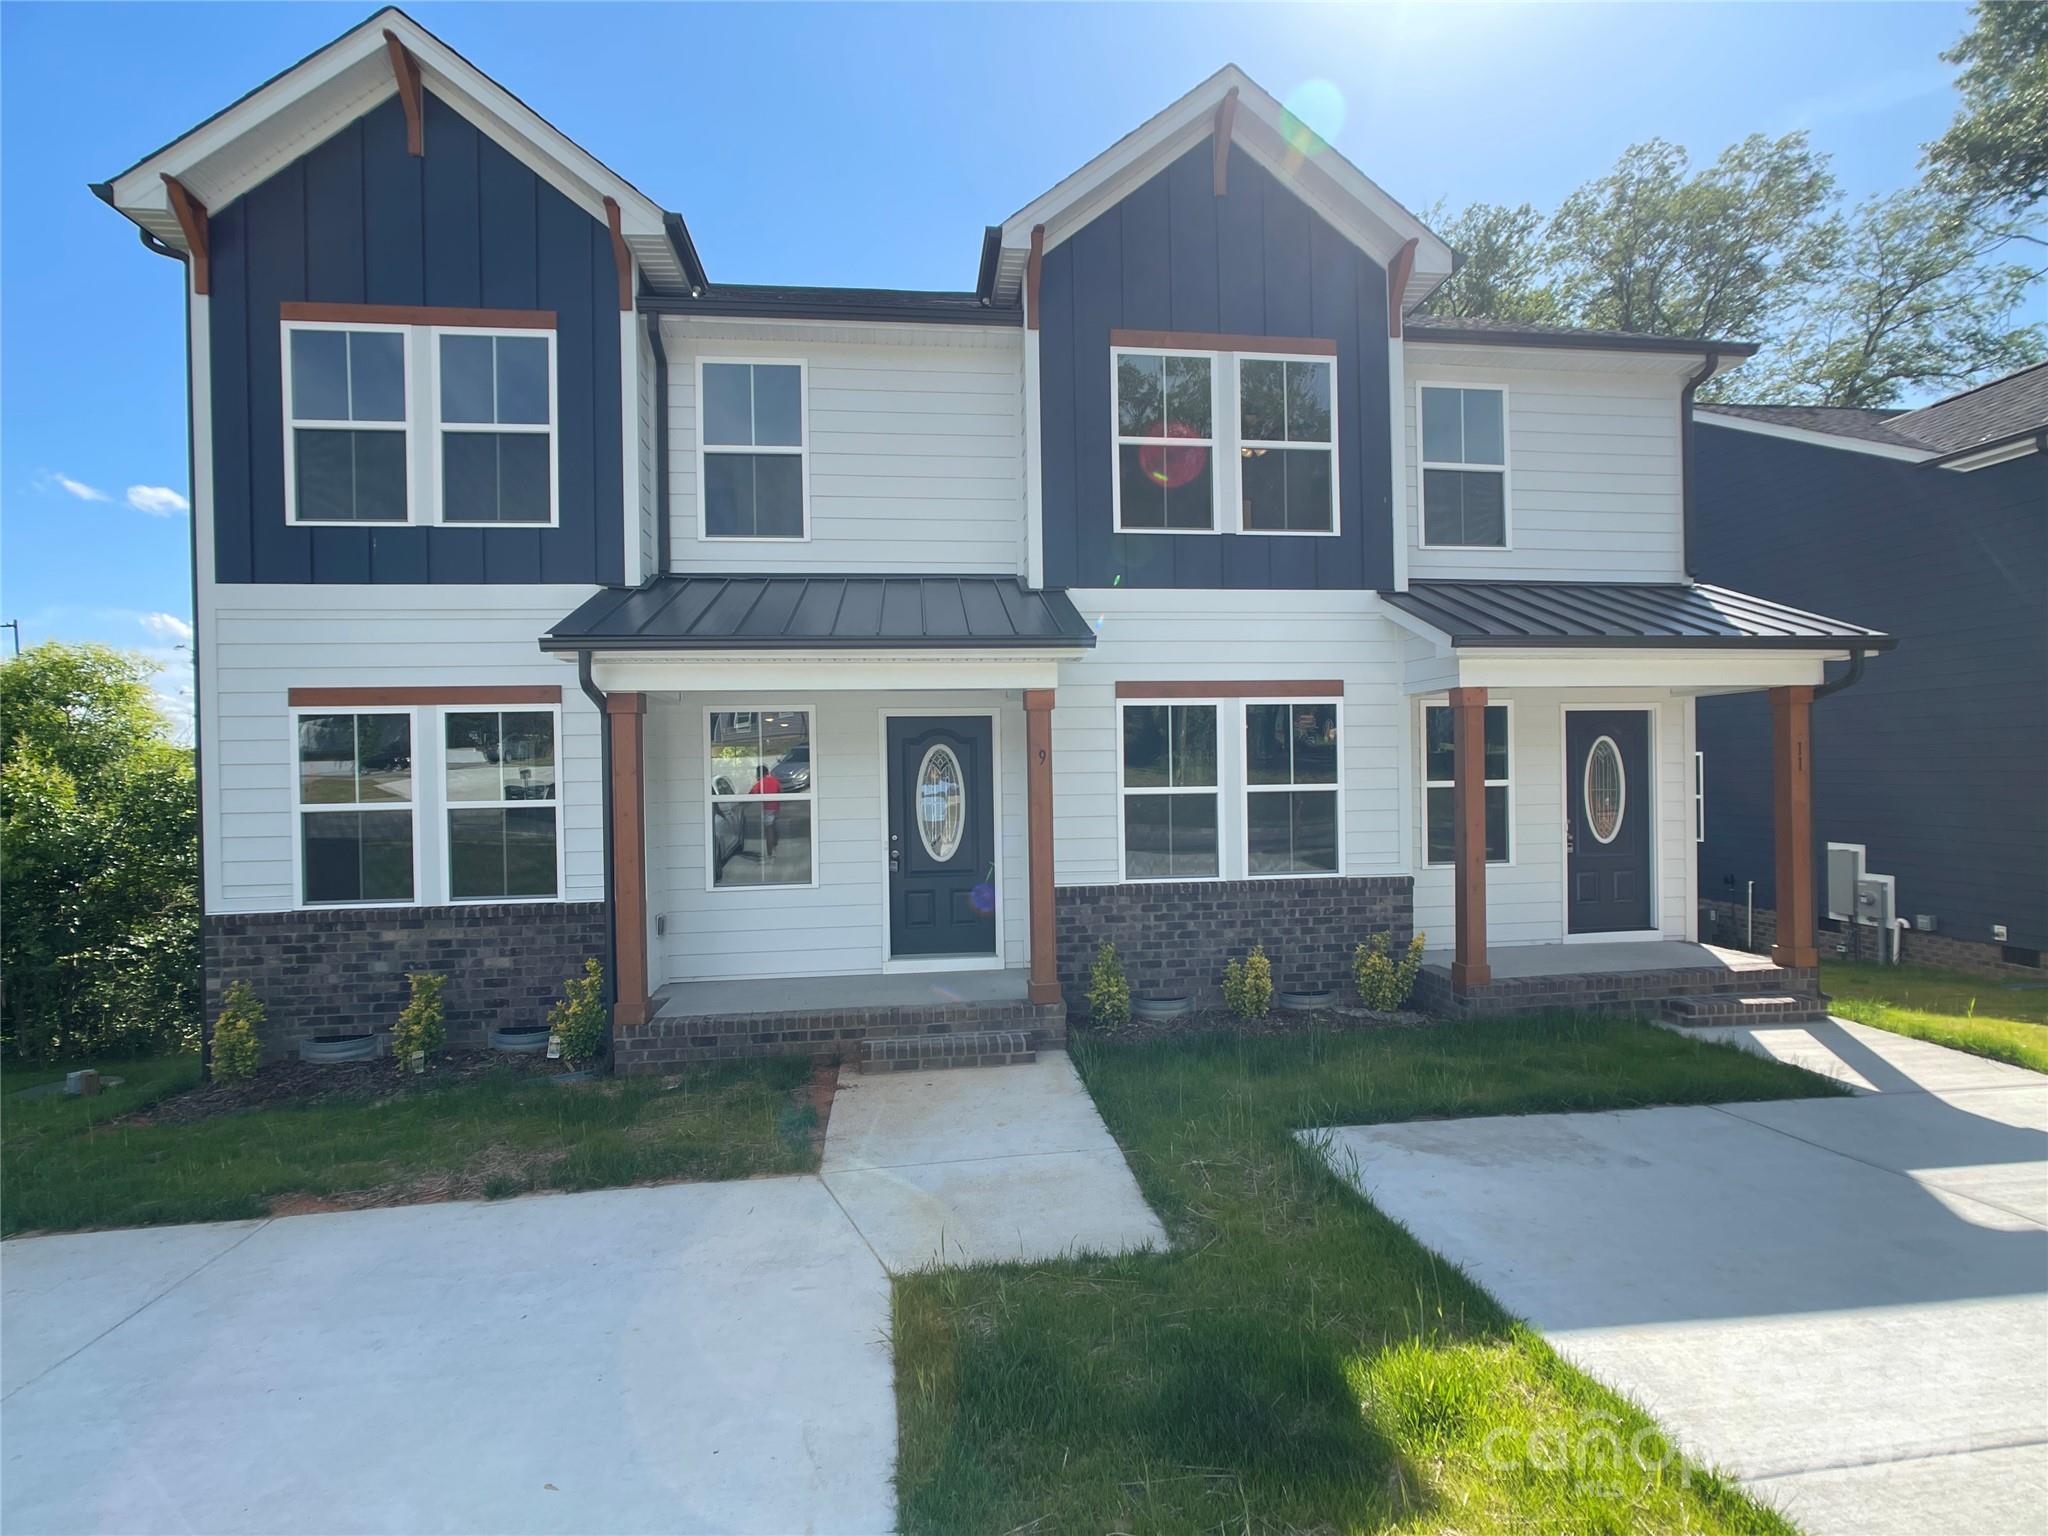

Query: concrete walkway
1308 1020 2048 1536
2 1052 1162 1535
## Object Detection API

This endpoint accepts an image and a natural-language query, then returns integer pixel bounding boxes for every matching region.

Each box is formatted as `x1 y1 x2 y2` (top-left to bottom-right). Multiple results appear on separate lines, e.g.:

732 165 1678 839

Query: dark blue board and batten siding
208 91 623 585
1037 140 1393 590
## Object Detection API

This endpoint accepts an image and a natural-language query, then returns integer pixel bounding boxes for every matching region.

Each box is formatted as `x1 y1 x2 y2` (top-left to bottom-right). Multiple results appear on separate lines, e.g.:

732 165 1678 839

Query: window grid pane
1423 705 1510 865
298 711 415 905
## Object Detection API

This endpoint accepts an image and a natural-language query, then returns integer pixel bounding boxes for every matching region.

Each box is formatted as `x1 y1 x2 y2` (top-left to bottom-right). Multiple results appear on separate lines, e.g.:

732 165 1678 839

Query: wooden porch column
1450 685 1491 994
1023 688 1061 1005
606 692 651 1028
1769 684 1819 970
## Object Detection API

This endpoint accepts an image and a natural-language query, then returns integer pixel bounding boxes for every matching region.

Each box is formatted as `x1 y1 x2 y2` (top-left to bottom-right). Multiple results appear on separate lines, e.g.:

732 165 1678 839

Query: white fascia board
1440 647 1839 693
585 651 1079 694
1375 599 1453 651
1694 410 1937 463
1935 434 2042 472
106 10 667 245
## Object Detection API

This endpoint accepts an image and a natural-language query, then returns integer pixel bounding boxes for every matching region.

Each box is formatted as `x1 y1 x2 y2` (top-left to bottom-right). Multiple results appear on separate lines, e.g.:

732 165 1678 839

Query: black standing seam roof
543 574 1098 652
1381 582 1895 650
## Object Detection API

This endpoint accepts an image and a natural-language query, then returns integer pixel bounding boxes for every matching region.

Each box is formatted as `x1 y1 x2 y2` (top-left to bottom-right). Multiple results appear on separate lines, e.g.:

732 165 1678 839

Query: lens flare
1280 79 1346 161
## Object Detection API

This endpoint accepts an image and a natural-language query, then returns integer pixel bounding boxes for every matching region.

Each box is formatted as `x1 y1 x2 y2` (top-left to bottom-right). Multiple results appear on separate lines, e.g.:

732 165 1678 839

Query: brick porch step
1660 993 1830 1027
858 1029 1038 1073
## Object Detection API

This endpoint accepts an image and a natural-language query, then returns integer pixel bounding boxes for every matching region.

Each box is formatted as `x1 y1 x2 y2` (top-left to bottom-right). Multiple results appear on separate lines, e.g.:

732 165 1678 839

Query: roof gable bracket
382 28 424 156
603 196 632 312
1212 86 1239 196
1386 237 1417 338
159 174 209 294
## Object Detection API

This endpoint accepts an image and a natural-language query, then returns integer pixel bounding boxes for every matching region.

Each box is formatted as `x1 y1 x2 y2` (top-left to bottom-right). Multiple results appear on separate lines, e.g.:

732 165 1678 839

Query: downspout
1679 349 1719 581
577 651 620 1045
645 315 671 577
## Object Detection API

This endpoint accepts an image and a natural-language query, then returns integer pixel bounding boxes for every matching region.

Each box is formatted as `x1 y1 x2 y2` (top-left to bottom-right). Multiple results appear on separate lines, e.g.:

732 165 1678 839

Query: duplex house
97 9 1894 1067
1694 368 2046 974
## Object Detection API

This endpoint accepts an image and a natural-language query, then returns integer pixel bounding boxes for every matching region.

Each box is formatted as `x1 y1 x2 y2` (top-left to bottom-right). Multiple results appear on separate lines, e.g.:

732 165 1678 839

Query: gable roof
988 65 1455 316
1701 364 2048 466
93 6 705 294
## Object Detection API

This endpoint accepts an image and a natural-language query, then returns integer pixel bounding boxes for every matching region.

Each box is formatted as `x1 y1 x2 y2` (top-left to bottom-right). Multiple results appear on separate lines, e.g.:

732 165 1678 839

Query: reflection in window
1423 702 1512 864
288 327 408 523
1246 701 1340 875
708 710 815 886
702 363 805 538
445 710 558 899
297 711 414 904
1239 358 1335 532
1114 351 1216 531
1120 702 1219 879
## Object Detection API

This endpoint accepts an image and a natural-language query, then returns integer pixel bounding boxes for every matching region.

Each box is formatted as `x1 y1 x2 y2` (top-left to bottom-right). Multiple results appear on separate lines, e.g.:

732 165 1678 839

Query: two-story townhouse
99 8 1893 1068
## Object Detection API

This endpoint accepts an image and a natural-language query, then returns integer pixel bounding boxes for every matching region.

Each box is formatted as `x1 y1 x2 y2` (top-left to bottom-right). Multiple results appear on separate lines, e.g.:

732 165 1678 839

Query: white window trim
281 321 417 528
281 320 561 529
441 703 567 906
1420 696 1515 868
1416 380 1513 551
1241 697 1345 880
1115 699 1225 884
288 705 423 910
429 328 562 530
695 357 811 543
1694 749 1705 843
702 704 821 893
1233 352 1340 539
1110 345 1223 536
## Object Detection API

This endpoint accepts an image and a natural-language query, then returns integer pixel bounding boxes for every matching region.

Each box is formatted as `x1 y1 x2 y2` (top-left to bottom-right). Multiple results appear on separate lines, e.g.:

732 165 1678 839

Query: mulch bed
1076 1004 1435 1043
112 1048 566 1128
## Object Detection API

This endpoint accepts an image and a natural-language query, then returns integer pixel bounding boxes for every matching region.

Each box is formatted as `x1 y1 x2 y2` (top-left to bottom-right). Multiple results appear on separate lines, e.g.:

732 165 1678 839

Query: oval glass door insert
916 744 966 861
1585 735 1626 844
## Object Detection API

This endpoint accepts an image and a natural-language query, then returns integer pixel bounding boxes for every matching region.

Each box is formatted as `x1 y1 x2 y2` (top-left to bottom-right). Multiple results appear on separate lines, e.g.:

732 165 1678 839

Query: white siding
201 586 603 914
647 691 1028 982
1410 688 1697 947
1404 352 1686 584
1050 590 1410 887
662 318 1025 574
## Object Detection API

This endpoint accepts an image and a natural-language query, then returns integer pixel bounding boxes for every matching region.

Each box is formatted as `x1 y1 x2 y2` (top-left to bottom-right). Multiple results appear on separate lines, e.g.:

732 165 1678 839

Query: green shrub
1355 930 1427 1011
210 981 263 1083
391 971 447 1071
1222 945 1273 1021
1086 941 1130 1027
549 957 609 1067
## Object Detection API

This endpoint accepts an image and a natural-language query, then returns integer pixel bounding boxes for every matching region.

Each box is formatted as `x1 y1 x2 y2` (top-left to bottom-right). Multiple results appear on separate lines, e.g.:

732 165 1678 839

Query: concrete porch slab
1420 939 1778 979
654 967 1029 1019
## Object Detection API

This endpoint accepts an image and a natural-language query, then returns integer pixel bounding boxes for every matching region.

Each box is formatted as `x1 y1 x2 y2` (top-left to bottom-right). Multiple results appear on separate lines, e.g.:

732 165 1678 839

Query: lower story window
1120 702 1219 879
708 709 815 887
1246 700 1341 875
445 709 559 899
296 711 415 904
1423 702 1511 864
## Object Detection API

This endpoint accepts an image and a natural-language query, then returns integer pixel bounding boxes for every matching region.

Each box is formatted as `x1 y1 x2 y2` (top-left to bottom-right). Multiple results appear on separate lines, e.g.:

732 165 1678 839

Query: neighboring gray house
1695 364 2047 973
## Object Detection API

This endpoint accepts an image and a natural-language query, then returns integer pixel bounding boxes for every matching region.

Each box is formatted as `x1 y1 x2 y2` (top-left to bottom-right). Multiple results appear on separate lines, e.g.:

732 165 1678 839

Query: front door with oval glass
886 716 996 958
1565 710 1652 934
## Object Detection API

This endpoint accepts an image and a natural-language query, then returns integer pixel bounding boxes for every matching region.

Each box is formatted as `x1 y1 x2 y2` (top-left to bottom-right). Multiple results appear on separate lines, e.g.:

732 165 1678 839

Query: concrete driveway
1310 1019 2048 1536
3 1053 1161 1535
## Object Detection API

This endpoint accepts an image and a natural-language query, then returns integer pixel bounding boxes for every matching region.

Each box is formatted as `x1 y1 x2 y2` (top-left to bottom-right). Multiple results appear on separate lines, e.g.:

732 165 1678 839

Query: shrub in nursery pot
1087 941 1131 1027
1354 931 1427 1011
390 972 447 1074
548 957 608 1072
211 981 264 1082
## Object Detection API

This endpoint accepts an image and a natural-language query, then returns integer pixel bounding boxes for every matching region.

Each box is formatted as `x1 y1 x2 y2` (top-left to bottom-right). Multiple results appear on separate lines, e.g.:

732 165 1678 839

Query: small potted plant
391 971 447 1074
547 957 608 1082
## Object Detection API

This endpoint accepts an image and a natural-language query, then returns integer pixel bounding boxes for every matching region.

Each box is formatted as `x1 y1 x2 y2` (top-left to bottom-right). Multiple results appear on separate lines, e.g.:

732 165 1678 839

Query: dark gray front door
886 716 996 958
1567 710 1652 934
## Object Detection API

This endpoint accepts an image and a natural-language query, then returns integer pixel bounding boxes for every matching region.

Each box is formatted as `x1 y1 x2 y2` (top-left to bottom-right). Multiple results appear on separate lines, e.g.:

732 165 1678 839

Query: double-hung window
1245 700 1341 875
1119 702 1219 879
285 326 410 523
700 361 806 539
1419 385 1508 547
438 333 555 524
1423 702 1512 865
445 710 560 899
1114 350 1217 531
1238 357 1335 532
296 712 415 904
707 709 816 887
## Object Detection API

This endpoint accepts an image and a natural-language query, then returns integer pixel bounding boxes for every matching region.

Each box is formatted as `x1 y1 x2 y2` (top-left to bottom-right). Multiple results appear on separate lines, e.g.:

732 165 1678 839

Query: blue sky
0 1 2000 730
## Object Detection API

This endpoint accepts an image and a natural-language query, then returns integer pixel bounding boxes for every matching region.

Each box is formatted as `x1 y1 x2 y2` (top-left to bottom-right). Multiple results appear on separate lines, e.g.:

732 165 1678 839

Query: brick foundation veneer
1054 877 1412 1020
204 903 607 1059
1699 899 2043 977
614 996 1066 1072
1412 951 1821 1019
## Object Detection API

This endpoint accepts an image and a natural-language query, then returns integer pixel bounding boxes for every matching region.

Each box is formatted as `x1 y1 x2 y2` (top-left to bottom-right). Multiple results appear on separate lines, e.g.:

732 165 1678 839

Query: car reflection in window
711 775 747 878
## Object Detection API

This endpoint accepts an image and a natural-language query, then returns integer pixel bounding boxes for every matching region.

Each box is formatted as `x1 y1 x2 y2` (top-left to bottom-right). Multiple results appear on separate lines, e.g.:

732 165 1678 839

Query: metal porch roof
1381 582 1894 651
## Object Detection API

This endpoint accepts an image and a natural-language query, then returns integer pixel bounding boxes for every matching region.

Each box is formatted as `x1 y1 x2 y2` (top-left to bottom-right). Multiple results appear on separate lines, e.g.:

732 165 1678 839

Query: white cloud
126 484 190 516
132 614 195 743
42 470 111 503
140 612 194 646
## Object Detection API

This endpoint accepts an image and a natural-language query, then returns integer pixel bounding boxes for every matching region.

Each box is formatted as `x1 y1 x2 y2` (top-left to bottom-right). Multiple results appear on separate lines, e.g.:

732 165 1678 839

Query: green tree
1 642 199 1059
1419 201 1560 322
1925 0 2048 215
1744 187 2046 407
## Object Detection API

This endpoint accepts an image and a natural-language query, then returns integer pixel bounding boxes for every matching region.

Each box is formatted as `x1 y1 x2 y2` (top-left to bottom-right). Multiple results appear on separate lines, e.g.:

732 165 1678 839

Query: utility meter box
1855 875 1896 932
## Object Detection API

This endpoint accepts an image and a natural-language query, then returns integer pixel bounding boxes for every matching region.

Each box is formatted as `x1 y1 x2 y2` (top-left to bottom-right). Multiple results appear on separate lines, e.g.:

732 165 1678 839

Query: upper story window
1238 358 1335 533
282 312 557 528
438 334 555 524
1419 385 1508 548
1111 336 1338 537
701 361 807 539
286 326 410 524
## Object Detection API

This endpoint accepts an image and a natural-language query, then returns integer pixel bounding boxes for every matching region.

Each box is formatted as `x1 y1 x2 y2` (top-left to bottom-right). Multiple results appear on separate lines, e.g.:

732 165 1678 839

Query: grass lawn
2 1053 819 1236
893 1015 1844 1534
1824 960 2048 1074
